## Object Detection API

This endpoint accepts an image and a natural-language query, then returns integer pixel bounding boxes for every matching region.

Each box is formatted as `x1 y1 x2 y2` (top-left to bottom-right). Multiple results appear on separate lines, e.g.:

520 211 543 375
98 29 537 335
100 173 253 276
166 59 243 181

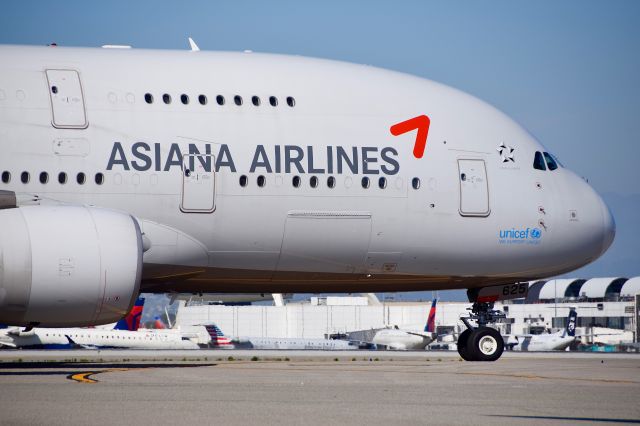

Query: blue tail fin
566 309 577 337
424 299 437 333
113 297 145 331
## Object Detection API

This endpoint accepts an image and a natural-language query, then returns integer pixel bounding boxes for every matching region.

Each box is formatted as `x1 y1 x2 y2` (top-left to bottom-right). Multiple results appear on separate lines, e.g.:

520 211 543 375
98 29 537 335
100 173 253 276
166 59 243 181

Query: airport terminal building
176 277 640 347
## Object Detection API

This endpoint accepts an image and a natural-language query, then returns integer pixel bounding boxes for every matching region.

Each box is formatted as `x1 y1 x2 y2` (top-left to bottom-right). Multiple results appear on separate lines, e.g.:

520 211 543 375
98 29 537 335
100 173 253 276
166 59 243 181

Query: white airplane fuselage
0 327 200 350
236 336 357 350
371 329 433 350
0 45 615 327
510 332 575 352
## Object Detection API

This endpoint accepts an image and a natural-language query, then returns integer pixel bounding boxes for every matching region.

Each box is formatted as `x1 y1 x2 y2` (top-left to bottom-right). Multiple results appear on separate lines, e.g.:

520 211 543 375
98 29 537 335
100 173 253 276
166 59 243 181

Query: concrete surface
0 350 638 425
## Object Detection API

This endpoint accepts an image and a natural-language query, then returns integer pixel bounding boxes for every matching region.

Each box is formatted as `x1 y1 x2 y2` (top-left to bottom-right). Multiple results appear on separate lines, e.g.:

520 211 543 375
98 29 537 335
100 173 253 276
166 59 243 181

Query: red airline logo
390 115 431 159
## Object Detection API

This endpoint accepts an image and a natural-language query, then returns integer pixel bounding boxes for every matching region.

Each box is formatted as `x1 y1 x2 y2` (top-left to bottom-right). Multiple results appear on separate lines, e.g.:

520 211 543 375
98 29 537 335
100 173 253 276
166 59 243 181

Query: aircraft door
458 159 490 217
181 154 216 213
45 69 88 129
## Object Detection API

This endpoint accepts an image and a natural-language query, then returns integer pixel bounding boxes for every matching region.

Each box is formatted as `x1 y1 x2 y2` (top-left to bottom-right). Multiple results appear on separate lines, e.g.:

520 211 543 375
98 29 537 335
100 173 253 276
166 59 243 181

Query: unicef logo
498 227 543 245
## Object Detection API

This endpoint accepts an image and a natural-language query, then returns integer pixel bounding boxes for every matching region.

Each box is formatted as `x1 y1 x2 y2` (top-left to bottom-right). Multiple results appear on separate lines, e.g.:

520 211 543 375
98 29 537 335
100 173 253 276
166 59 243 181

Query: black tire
457 328 474 361
468 327 504 362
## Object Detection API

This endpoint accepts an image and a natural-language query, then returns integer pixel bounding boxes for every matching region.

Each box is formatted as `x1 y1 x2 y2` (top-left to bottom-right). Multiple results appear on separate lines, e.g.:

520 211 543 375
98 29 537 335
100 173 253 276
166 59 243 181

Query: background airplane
505 307 623 352
232 333 358 351
369 299 438 350
0 298 211 350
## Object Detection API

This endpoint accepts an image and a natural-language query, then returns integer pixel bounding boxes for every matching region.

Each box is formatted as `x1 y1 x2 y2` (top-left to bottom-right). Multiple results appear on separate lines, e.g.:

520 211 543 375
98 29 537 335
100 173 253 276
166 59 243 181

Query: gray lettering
250 145 273 173
131 142 152 171
188 144 212 172
361 147 379 175
336 147 358 174
285 146 305 174
215 144 236 172
106 142 130 171
381 147 400 175
164 144 183 171
307 146 325 174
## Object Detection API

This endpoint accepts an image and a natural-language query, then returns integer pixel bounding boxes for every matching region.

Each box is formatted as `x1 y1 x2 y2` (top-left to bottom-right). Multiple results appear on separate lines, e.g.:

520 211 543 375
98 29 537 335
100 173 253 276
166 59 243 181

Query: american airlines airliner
0 44 615 361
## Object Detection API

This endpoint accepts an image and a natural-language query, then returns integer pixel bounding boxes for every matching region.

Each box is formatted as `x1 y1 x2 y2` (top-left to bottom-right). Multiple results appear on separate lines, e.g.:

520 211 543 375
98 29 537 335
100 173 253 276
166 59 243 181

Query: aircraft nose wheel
457 327 504 361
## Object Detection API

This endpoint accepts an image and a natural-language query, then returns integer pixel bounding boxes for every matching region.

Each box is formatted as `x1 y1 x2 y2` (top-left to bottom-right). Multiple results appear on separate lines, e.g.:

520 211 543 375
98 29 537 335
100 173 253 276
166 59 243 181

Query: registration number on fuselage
476 283 528 303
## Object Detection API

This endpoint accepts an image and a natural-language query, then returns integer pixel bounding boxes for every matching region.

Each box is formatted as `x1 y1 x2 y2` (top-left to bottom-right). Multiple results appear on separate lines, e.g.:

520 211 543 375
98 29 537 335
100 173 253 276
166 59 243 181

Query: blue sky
1 1 638 301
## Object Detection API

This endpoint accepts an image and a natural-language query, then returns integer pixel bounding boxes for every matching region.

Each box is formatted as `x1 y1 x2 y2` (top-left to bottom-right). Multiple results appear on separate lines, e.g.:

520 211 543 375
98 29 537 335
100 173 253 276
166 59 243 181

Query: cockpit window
543 152 558 171
533 151 546 171
547 152 563 168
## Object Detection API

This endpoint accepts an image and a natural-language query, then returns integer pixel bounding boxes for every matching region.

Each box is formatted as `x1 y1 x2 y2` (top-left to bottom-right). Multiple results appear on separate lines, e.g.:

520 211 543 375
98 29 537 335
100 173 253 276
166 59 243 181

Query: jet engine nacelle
0 205 143 327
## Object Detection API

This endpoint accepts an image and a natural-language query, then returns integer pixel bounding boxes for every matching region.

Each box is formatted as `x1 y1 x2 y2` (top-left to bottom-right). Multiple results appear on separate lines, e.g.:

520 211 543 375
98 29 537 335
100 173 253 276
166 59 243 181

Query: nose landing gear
457 301 506 361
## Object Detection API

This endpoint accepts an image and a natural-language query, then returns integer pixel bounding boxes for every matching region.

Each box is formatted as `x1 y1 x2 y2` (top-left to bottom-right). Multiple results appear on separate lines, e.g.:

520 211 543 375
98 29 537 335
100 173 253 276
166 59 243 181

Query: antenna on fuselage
188 37 200 52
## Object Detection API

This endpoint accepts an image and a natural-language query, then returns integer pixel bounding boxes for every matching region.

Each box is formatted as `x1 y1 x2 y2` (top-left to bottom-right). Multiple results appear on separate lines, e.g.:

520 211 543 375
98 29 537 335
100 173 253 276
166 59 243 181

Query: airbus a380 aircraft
0 43 614 361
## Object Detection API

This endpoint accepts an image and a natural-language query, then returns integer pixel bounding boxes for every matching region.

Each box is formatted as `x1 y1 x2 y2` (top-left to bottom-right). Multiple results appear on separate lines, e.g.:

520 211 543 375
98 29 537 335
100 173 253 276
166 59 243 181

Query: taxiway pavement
0 350 638 425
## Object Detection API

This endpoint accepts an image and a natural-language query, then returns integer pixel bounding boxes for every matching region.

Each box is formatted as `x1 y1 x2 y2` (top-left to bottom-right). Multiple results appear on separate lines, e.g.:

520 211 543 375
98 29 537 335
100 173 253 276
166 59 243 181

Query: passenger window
180 94 189 105
239 175 248 187
199 95 208 105
411 177 420 190
162 94 171 104
77 172 86 185
252 96 260 106
58 172 67 184
292 176 301 188
543 152 558 171
144 93 153 104
1 171 10 183
39 172 49 184
95 173 105 185
286 96 295 107
327 176 336 188
533 151 546 171
21 171 29 184
269 96 278 107
257 175 266 187
378 177 387 189
234 95 243 106
310 176 318 188
216 95 225 105
361 176 370 189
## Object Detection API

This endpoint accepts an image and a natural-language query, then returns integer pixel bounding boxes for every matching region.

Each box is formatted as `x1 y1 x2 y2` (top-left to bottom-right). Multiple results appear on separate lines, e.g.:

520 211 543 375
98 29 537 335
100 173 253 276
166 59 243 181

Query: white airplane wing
404 331 434 339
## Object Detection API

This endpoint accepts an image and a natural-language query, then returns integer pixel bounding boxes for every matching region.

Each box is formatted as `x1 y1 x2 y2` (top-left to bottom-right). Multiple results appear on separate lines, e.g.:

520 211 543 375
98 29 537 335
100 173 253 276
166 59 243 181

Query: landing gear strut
457 298 506 361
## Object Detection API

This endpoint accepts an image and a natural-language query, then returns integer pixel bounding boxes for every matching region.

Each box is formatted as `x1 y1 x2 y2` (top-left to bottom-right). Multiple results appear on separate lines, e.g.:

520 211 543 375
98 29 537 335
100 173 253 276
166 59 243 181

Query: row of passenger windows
1 171 104 185
237 174 422 190
145 92 296 108
1 170 423 190
44 333 156 340
533 151 562 171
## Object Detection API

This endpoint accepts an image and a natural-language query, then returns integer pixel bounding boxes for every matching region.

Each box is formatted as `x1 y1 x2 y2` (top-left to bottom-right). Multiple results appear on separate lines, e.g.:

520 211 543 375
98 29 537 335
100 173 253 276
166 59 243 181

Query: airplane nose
599 196 616 256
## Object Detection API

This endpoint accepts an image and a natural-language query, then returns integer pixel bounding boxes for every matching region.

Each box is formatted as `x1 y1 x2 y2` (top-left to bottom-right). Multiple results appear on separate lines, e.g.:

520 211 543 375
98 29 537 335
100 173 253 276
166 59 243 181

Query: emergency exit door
45 69 88 129
458 159 490 217
181 154 216 213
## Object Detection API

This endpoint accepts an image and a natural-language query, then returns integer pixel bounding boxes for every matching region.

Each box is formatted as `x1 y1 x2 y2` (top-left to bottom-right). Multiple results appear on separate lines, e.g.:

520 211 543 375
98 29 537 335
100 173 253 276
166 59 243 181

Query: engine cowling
0 205 143 327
